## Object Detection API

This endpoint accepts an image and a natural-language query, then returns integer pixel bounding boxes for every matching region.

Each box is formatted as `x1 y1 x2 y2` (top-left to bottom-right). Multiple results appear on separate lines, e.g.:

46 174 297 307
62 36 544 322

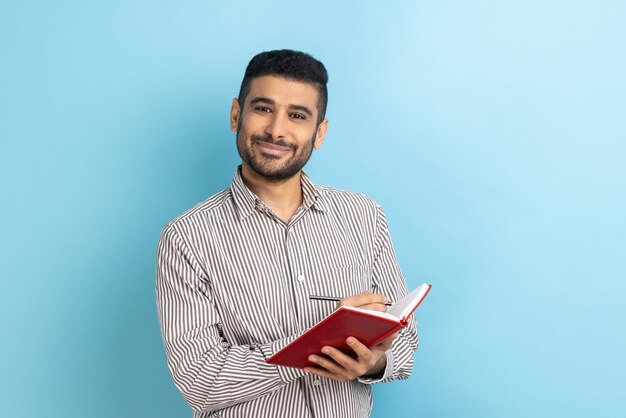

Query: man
156 49 418 418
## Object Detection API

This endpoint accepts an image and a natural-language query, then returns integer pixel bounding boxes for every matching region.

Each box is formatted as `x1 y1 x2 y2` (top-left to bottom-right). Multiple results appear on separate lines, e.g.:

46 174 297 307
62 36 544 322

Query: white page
340 283 430 322
386 283 431 320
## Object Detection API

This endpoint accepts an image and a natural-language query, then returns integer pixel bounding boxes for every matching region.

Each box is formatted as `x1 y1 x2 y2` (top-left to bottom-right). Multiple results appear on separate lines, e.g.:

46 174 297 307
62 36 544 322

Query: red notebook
266 283 432 369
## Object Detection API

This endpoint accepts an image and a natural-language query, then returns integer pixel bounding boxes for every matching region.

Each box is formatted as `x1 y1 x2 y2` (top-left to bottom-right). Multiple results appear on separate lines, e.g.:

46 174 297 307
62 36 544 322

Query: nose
265 111 288 139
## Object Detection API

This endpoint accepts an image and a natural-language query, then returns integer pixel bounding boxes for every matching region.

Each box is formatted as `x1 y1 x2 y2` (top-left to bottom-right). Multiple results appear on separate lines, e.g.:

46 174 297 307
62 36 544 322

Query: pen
309 295 396 306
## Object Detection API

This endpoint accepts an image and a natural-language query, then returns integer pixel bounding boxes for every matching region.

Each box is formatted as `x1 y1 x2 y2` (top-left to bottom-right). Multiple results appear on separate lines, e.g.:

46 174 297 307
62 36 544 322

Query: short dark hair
238 49 329 125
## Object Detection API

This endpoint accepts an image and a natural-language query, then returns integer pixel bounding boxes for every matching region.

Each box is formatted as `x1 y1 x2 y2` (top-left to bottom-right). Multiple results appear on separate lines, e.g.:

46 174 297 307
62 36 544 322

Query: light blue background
1 1 625 417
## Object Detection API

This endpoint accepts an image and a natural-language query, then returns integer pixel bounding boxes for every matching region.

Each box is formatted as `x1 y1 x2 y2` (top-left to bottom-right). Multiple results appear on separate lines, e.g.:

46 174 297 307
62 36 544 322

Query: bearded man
156 49 418 418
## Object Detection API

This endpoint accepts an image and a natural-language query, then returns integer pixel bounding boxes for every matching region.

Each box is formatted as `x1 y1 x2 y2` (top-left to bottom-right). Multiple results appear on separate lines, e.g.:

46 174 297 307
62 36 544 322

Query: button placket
285 225 311 330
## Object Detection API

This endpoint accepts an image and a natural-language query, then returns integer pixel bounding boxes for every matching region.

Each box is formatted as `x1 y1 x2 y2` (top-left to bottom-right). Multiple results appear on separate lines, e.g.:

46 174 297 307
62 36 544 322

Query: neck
240 163 303 224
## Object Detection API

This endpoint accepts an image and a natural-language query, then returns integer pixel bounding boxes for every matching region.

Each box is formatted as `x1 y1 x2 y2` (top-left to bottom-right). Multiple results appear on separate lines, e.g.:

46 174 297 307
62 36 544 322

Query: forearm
384 319 419 382
165 332 306 412
356 320 418 384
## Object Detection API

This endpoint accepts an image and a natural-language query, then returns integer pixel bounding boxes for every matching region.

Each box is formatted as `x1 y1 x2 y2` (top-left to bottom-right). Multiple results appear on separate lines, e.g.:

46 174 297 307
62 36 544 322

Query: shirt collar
230 166 329 221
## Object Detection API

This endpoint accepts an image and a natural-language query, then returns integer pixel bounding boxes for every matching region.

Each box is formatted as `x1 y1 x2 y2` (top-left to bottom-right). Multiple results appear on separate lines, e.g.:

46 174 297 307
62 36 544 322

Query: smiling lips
255 140 294 157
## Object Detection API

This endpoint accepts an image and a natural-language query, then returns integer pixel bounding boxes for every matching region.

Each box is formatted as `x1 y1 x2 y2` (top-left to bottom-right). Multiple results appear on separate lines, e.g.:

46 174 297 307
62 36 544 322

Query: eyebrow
249 97 314 118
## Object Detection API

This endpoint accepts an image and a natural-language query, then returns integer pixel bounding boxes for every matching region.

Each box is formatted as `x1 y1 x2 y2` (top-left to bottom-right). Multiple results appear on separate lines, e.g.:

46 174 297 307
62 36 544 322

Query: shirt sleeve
155 225 307 413
359 204 419 384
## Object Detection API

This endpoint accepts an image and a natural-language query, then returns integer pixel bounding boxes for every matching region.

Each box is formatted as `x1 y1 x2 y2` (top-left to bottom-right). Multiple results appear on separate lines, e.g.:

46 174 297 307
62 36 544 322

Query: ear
230 98 241 132
313 118 329 149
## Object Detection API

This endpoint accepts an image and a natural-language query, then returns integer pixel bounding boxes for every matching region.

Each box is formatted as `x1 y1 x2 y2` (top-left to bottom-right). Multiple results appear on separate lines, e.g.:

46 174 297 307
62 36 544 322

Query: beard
236 122 316 180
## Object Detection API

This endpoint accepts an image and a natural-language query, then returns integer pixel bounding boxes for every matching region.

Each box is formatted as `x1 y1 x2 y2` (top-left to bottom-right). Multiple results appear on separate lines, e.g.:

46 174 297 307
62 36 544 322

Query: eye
255 106 271 113
290 113 306 120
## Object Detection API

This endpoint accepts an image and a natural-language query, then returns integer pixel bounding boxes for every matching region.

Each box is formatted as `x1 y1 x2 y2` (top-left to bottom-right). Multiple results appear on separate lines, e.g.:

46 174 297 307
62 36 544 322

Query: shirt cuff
357 350 395 384
258 333 308 384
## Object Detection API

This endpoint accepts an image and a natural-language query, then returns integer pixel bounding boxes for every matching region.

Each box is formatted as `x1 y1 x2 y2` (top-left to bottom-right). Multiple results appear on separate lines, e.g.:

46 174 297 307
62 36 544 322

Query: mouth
254 139 294 157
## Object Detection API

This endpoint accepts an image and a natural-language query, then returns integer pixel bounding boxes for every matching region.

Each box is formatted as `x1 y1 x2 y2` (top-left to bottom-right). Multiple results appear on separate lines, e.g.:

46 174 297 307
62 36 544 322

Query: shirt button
297 274 305 282
313 379 321 386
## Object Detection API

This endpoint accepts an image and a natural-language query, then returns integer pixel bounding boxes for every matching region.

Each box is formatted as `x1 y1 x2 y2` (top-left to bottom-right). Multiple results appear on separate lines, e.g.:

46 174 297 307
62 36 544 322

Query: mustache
251 134 297 150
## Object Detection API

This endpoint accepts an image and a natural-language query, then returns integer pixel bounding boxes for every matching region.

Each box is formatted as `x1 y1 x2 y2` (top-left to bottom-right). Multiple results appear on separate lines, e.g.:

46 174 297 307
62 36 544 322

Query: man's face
230 75 328 180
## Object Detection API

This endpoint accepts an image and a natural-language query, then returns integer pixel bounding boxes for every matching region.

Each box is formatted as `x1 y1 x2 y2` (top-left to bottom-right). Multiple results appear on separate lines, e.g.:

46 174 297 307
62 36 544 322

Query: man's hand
304 332 398 381
303 291 398 381
336 290 389 312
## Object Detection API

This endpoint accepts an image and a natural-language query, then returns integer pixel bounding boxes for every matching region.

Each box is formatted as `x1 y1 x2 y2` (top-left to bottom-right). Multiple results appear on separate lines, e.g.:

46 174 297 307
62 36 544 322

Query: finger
320 346 360 370
308 354 350 376
355 303 388 312
345 337 380 372
337 291 388 309
320 345 372 378
304 366 349 381
339 291 387 307
345 337 373 360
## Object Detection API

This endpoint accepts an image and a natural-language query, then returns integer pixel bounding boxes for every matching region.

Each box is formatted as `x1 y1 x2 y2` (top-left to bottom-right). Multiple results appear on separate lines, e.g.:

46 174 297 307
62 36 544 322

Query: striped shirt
156 167 418 418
